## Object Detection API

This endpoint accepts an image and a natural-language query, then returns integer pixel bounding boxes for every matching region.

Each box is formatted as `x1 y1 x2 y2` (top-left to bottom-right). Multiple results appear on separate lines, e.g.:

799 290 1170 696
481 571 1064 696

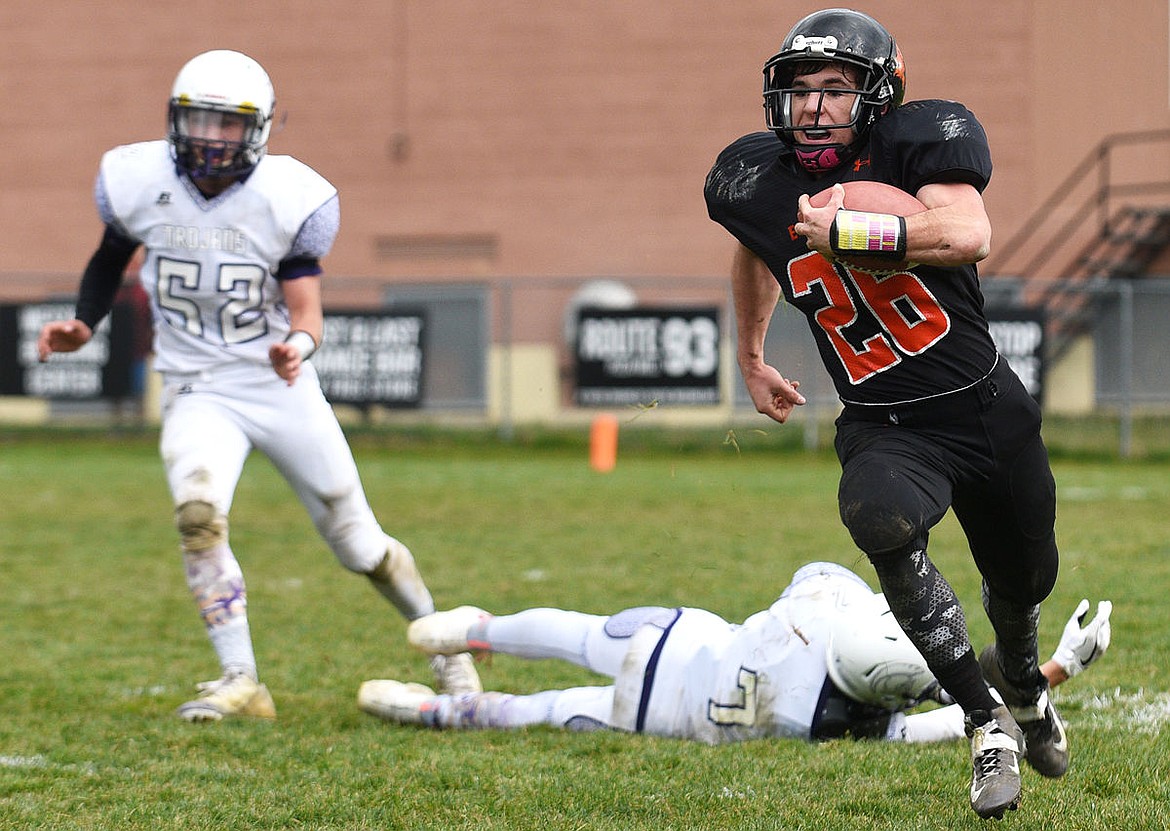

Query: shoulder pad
706 132 785 206
868 100 992 193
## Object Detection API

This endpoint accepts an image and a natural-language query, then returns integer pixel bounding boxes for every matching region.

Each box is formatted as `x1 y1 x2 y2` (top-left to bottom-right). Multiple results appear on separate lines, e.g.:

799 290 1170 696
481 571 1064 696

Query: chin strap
795 144 849 172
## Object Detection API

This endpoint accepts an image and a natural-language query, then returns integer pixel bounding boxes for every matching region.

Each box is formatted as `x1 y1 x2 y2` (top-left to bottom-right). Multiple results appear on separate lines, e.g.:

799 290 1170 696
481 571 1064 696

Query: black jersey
705 100 999 405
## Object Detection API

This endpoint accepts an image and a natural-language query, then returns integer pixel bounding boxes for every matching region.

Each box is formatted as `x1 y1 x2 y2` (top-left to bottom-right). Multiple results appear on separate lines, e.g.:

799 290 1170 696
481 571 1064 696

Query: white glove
1051 599 1113 677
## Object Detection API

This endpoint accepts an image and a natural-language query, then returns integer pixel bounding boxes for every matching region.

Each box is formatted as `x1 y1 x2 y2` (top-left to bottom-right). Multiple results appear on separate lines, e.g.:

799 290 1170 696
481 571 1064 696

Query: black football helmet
763 8 905 171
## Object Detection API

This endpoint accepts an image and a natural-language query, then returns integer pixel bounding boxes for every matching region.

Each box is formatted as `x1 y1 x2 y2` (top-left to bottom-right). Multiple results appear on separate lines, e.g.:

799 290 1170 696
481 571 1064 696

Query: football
809 181 925 273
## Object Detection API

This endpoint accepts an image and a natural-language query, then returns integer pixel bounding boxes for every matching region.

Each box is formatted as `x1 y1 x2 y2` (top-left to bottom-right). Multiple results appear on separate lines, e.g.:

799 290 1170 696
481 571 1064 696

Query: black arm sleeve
275 255 323 281
74 225 140 329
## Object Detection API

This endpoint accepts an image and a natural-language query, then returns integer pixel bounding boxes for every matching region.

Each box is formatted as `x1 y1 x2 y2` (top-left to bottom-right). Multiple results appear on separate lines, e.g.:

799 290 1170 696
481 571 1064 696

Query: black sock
933 649 1000 717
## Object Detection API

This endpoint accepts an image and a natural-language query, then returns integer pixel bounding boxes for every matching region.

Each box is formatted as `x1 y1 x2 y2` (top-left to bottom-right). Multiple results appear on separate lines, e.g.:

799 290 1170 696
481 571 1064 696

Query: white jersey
96 140 338 376
625 563 883 744
385 562 969 743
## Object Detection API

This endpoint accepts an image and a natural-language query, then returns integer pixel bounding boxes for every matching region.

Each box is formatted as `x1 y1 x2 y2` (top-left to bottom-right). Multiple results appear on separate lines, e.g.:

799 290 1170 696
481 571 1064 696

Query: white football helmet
826 594 936 709
167 49 275 179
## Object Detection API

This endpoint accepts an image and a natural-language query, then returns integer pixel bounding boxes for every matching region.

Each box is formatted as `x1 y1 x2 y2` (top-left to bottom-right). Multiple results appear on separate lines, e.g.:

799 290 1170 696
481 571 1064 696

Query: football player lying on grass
359 562 1111 745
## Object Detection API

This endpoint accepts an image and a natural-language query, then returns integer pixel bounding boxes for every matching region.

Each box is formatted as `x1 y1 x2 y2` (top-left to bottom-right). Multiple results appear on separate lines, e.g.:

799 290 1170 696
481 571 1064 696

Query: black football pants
833 360 1058 707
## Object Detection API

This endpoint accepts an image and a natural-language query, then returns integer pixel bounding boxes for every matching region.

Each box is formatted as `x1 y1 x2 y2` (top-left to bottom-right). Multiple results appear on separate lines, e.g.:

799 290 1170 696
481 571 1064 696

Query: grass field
1 425 1168 830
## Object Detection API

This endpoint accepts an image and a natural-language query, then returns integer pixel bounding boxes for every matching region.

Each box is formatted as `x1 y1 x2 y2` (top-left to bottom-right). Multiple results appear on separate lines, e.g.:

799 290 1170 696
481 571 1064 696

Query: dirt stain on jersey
705 160 765 204
937 113 972 141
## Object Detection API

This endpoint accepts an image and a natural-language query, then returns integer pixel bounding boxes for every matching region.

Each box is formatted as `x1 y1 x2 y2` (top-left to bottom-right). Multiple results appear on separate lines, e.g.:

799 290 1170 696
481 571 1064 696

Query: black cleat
979 645 1070 778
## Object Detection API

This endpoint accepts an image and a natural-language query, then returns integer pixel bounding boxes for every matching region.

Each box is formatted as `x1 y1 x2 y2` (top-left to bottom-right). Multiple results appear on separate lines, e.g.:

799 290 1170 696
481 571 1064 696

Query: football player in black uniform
704 9 1064 820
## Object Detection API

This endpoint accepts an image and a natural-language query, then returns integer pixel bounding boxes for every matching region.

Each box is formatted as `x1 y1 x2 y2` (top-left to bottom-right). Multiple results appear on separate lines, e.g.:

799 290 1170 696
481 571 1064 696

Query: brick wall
2 0 1166 336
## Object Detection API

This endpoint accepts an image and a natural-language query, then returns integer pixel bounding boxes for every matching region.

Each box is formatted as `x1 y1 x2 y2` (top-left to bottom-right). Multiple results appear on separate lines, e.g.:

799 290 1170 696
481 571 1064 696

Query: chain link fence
3 272 1169 456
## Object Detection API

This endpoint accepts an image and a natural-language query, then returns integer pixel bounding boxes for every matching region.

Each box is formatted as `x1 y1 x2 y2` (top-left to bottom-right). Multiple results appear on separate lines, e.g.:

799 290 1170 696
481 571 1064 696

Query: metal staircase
981 129 1170 363
1075 206 1170 279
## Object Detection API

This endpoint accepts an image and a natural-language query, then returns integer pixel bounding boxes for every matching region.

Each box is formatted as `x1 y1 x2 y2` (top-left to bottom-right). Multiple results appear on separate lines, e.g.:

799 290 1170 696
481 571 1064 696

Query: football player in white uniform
37 49 480 721
358 562 1111 745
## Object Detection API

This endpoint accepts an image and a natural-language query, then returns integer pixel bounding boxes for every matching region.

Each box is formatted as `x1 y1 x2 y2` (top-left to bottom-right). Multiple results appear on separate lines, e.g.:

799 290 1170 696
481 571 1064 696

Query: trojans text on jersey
160 224 248 255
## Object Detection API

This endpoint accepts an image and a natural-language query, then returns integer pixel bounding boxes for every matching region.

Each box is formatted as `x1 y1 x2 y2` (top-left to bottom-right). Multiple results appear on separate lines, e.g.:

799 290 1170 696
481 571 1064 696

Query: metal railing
982 129 1170 280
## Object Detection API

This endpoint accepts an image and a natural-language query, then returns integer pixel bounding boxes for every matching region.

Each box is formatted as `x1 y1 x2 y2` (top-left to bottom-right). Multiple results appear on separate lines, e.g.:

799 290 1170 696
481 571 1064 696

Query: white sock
183 543 258 680
482 609 593 662
484 609 643 677
895 705 967 743
435 686 615 730
207 618 258 680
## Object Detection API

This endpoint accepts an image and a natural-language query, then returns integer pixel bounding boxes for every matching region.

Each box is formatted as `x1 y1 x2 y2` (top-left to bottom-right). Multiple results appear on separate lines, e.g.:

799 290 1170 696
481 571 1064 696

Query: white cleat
408 606 493 655
177 673 276 722
430 653 482 695
358 680 439 726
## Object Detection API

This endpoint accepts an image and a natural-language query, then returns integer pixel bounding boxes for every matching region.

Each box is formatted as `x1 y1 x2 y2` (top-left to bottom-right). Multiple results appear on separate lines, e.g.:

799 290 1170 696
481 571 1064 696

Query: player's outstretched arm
895 599 1113 744
731 244 805 423
37 319 94 361
1045 598 1113 684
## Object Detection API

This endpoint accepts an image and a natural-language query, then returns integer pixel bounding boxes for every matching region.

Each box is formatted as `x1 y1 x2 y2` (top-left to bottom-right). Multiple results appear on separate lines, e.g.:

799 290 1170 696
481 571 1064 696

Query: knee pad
175 500 228 553
604 607 676 638
838 467 922 554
